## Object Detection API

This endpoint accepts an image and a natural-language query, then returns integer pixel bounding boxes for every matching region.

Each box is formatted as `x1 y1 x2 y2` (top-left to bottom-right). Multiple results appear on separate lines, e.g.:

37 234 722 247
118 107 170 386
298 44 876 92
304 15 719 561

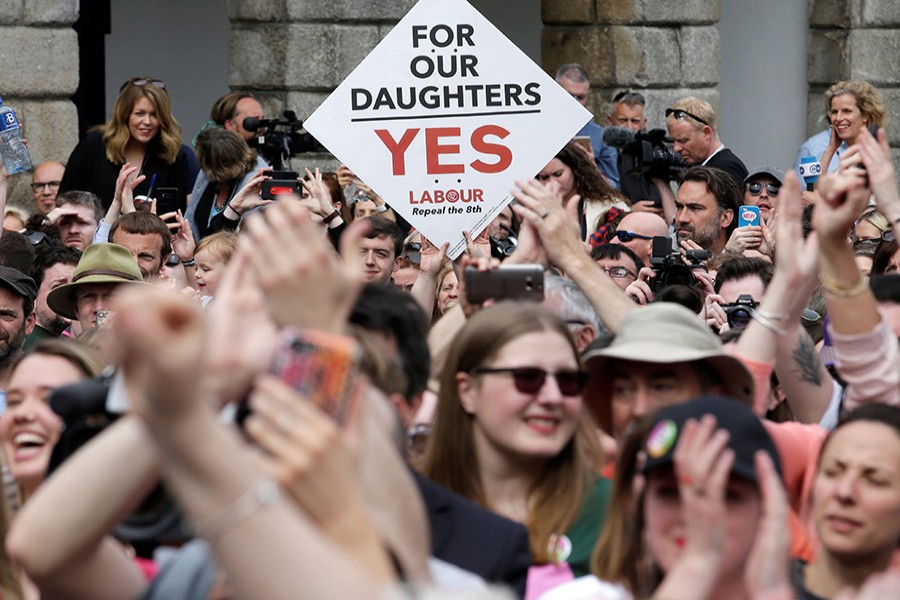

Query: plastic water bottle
0 97 33 174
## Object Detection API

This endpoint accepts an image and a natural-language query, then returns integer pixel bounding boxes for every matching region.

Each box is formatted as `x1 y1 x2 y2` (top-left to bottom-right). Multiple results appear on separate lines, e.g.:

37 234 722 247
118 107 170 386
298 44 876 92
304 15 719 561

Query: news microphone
601 126 636 150
242 116 264 132
798 156 822 192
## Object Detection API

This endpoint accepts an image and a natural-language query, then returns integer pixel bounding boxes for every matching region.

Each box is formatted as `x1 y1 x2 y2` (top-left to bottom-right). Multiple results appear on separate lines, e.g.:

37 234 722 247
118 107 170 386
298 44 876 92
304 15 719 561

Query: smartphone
155 188 180 217
573 136 593 154
260 170 301 200
465 264 544 305
269 330 360 424
738 205 761 227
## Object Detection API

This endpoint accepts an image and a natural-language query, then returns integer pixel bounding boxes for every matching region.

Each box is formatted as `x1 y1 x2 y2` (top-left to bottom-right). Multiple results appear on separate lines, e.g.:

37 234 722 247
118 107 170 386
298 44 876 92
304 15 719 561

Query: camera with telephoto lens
721 294 758 330
621 128 687 182
649 236 710 293
47 377 190 556
243 110 326 171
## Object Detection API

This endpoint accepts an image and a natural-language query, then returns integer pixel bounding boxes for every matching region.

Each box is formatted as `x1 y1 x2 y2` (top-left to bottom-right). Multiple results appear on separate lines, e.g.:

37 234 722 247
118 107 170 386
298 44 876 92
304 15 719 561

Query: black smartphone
260 170 301 200
155 187 180 217
465 264 544 305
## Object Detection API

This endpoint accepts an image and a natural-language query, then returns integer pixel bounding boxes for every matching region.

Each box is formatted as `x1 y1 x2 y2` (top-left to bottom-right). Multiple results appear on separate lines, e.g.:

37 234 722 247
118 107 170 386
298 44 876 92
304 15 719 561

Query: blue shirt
793 130 846 183
578 121 620 190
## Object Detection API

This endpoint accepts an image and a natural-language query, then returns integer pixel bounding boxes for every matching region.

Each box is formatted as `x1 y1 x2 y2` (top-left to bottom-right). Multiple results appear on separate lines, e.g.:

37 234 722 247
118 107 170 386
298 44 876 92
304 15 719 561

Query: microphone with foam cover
242 116 262 132
601 126 636 150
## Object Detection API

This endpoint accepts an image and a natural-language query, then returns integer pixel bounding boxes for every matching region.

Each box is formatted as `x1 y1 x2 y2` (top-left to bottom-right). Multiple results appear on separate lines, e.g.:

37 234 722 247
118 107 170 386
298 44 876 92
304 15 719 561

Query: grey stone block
228 0 287 22
0 1 24 24
542 26 615 86
808 0 859 28
332 25 381 83
878 88 900 145
805 91 832 139
861 0 900 25
637 0 721 25
609 26 681 87
23 0 78 24
229 25 288 89
286 90 331 121
848 29 900 85
679 26 720 86
0 28 78 96
542 0 593 25
284 0 416 21
593 0 640 25
806 30 849 85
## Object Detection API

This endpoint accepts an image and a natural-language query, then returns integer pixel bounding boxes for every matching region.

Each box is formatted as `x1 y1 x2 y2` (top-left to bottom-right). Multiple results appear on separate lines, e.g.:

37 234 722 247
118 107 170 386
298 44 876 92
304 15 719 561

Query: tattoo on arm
791 333 823 386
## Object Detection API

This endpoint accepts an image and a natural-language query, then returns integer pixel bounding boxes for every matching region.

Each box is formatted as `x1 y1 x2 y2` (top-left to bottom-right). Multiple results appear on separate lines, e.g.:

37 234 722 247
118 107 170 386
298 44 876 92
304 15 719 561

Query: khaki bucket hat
47 243 143 320
582 302 755 433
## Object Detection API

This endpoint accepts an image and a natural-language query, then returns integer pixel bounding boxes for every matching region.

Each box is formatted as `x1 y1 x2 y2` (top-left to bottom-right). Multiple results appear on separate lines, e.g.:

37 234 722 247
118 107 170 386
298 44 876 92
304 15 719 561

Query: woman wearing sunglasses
59 77 191 212
419 302 609 578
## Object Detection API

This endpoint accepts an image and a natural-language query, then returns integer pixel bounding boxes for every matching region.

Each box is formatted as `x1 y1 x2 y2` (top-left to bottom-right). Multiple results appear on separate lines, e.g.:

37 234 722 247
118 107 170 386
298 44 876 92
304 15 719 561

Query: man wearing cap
743 166 784 223
46 243 143 333
0 267 37 384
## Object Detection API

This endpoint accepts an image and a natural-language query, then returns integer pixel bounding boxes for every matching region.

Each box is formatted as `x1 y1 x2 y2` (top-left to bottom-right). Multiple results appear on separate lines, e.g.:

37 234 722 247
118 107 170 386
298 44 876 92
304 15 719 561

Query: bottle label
0 111 19 132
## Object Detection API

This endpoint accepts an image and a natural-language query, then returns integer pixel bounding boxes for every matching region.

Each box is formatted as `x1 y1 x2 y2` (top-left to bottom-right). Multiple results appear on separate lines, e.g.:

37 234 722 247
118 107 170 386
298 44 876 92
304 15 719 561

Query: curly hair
824 80 887 129
554 141 628 208
103 77 182 165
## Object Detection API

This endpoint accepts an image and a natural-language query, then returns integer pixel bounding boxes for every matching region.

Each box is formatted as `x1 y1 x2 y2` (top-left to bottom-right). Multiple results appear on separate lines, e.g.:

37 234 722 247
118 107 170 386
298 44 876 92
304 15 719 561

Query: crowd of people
0 61 896 600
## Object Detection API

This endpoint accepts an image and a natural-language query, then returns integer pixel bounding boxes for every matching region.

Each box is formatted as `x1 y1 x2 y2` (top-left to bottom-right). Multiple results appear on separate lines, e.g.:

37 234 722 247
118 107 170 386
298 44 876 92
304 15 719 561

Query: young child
193 231 237 305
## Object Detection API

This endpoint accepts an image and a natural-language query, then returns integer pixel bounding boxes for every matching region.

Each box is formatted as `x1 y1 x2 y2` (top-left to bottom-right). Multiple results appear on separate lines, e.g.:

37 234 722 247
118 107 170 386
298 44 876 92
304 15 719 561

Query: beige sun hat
47 243 143 320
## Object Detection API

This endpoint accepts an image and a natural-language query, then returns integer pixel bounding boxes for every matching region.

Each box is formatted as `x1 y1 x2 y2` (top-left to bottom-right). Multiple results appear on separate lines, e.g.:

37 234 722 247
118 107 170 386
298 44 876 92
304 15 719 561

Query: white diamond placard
304 0 592 258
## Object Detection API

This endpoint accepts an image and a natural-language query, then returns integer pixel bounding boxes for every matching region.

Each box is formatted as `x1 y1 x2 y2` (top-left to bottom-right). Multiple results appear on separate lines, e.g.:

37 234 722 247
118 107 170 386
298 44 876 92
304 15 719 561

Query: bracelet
322 209 340 224
819 271 870 297
224 205 243 220
181 258 196 268
752 309 789 321
192 479 281 541
375 204 388 213
751 310 787 336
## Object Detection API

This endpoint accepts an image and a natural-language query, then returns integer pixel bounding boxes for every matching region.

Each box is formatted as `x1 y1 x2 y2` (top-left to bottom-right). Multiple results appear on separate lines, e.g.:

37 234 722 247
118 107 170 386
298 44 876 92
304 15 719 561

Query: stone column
0 0 79 208
541 0 722 130
808 0 900 165
227 0 416 168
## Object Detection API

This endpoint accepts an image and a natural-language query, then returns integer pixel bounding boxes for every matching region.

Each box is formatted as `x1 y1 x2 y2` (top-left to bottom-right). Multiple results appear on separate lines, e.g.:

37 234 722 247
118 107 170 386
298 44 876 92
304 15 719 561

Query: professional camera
48 377 191 555
649 236 710 293
721 294 758 330
490 224 518 259
621 128 686 182
243 110 326 170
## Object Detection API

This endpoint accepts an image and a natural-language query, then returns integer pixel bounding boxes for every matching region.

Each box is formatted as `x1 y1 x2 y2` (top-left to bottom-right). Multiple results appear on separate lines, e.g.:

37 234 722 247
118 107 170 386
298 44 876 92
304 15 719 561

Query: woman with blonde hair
419 302 610 577
820 80 887 174
59 76 191 211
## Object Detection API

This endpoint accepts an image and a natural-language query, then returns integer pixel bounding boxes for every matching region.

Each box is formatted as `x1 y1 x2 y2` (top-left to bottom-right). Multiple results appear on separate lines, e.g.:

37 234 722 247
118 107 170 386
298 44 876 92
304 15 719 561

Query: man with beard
24 246 81 349
0 267 37 386
674 166 740 256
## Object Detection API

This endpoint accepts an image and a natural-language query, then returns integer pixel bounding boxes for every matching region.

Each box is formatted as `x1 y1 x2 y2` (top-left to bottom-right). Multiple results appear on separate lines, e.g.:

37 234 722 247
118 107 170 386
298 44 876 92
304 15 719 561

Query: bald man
32 161 66 216
610 211 669 265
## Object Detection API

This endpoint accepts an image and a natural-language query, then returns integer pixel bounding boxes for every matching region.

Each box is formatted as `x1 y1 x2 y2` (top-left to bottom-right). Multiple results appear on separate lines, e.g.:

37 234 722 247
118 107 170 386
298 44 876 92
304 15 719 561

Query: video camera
243 110 326 170
620 128 686 182
721 294 758 330
649 236 710 293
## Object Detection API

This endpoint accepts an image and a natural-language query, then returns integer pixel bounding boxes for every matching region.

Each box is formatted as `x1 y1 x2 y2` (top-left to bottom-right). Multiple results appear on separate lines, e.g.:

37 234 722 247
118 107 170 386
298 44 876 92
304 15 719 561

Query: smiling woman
58 76 191 211
0 340 106 502
419 302 610 577
819 81 887 174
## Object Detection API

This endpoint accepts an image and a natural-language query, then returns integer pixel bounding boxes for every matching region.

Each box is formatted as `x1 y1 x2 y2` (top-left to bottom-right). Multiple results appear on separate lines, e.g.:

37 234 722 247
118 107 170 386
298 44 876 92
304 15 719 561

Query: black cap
642 396 781 482
0 266 37 302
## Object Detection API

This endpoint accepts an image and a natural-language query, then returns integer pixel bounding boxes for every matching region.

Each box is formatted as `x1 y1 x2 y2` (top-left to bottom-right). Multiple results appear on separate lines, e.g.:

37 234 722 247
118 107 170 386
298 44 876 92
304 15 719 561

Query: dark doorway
72 0 110 138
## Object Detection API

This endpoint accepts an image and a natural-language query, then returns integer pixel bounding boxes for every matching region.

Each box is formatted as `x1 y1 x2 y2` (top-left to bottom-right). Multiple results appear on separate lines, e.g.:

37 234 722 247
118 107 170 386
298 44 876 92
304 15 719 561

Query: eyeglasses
120 77 167 92
613 90 646 105
615 230 653 243
746 182 781 196
471 366 588 396
665 108 709 126
30 181 61 192
602 266 637 280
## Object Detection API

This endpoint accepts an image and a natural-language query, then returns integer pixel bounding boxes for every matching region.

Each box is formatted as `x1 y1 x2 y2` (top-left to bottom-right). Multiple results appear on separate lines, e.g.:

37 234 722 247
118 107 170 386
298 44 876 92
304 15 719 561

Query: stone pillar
808 0 900 165
227 0 416 168
0 0 79 208
541 0 722 129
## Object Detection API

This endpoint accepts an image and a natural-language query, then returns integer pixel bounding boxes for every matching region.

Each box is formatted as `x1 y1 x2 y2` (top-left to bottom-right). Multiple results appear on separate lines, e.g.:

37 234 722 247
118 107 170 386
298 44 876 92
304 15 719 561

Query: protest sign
304 0 591 258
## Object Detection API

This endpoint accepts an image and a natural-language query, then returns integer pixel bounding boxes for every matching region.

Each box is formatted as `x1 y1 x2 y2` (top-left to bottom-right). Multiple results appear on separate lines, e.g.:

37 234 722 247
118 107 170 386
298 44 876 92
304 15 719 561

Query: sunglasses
615 230 653 243
472 366 588 396
120 77 167 92
746 182 781 196
665 108 709 126
613 90 646 104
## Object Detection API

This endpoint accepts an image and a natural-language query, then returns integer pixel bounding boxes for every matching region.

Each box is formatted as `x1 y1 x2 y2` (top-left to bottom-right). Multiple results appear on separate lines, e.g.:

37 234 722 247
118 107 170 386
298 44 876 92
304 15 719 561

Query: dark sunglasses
665 108 709 126
613 90 646 105
472 366 588 396
615 230 653 243
746 182 781 196
120 77 167 92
